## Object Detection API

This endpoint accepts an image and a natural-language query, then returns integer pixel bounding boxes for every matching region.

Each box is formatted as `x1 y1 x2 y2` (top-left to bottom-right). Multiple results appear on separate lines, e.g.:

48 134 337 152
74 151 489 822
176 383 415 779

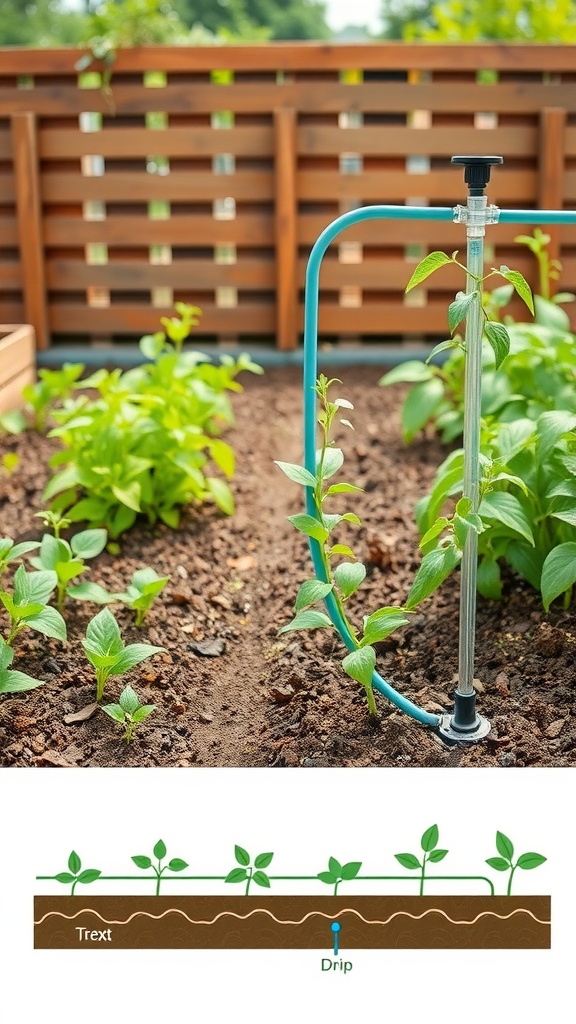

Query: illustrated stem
420 855 427 896
71 879 78 896
245 868 253 896
507 864 517 897
334 879 340 896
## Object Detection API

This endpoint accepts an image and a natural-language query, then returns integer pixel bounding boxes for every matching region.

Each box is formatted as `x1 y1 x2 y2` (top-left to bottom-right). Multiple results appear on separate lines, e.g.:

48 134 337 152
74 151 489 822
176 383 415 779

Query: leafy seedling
395 824 449 896
0 636 44 694
225 845 274 896
317 856 362 896
112 567 170 626
82 607 165 702
1 453 19 477
0 537 40 577
0 565 66 647
485 831 546 895
23 362 85 433
131 839 188 896
54 851 102 896
102 684 156 742
30 517 110 610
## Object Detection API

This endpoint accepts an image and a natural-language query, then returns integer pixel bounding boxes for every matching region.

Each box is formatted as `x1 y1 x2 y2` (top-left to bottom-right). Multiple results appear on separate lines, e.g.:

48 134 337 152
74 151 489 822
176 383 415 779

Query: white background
1 766 571 1024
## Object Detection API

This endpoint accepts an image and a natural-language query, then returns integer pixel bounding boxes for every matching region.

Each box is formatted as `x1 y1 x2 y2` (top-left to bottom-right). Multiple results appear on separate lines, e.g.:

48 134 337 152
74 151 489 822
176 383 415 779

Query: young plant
317 856 361 896
131 839 188 896
225 845 274 896
112 567 170 626
1 453 19 477
22 362 85 433
0 537 40 578
101 684 156 742
81 607 165 702
54 851 102 896
0 636 44 694
485 831 546 895
0 565 66 647
30 515 109 611
394 824 449 896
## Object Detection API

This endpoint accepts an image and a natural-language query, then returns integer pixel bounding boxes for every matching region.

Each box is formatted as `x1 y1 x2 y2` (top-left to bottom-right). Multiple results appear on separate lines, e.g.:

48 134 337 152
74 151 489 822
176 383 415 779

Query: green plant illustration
0 537 40 578
132 839 189 896
30 517 110 611
0 636 44 694
394 825 449 896
112 567 170 627
81 607 165 702
102 684 156 742
54 851 102 896
317 857 362 896
485 831 547 895
225 846 274 895
0 565 66 647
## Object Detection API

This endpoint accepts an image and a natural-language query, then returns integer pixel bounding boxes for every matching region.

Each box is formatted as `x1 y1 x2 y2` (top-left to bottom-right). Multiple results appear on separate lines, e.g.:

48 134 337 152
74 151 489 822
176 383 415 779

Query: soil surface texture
1 366 575 769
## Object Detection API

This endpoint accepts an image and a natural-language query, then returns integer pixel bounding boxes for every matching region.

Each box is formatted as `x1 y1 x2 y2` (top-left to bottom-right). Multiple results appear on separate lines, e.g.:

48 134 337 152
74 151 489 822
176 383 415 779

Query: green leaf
486 857 510 871
319 447 344 480
153 840 167 860
325 482 364 496
67 581 114 604
317 871 337 885
15 566 57 606
225 868 248 884
497 266 534 314
287 513 328 544
328 544 356 558
379 361 434 385
118 685 140 716
507 541 543 591
132 856 152 870
131 704 156 723
401 377 445 442
420 517 450 552
112 481 142 512
26 606 67 643
361 608 409 646
101 704 125 724
294 579 333 612
235 845 250 867
425 339 460 363
448 290 478 335
340 861 362 880
68 851 81 875
342 645 376 689
77 869 101 884
428 849 448 864
7 541 40 562
209 439 235 478
477 557 502 600
421 825 439 853
516 853 547 870
328 857 342 877
0 668 45 693
484 321 510 370
139 332 165 360
167 858 188 872
252 870 271 888
254 852 274 869
496 832 514 861
406 544 460 610
278 609 334 635
274 461 317 488
479 492 534 545
206 477 235 516
551 504 576 528
111 643 165 675
70 529 108 559
536 410 576 460
405 251 453 292
54 873 75 884
85 608 123 658
334 561 366 599
541 543 576 612
394 853 421 870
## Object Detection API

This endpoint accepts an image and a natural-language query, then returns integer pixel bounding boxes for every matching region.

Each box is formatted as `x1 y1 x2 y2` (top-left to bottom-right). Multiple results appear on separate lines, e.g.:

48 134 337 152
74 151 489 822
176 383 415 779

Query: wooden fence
1 43 576 355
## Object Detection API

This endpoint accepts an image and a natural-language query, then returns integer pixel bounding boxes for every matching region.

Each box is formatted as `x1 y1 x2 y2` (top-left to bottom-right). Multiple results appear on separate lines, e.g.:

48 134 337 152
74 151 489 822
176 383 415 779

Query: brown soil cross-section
34 896 551 949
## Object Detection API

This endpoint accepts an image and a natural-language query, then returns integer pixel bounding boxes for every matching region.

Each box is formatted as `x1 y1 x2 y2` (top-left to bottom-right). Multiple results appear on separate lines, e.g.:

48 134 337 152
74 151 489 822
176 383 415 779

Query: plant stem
5 620 23 646
71 879 78 896
334 879 340 896
96 669 108 702
245 868 253 896
56 583 66 612
420 855 427 896
155 864 166 896
507 864 517 896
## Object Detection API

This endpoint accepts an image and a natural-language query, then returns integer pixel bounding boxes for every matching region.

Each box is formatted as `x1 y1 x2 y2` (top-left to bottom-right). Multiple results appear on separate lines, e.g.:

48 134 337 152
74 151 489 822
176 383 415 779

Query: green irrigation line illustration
36 828 546 898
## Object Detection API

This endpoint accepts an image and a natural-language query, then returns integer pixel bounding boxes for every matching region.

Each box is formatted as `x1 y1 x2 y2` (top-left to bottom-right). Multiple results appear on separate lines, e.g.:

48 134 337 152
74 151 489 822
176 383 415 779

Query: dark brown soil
1 366 575 768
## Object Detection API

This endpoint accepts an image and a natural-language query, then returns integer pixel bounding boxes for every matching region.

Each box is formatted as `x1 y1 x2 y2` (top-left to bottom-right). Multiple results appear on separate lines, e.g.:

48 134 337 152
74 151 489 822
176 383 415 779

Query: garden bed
1 365 575 768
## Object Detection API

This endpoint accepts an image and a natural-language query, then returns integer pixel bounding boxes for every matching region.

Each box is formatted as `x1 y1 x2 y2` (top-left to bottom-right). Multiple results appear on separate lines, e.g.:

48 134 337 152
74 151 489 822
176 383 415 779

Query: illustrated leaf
496 831 514 861
235 845 250 867
287 513 329 544
167 858 188 872
484 321 510 370
153 840 167 860
68 851 81 875
448 289 478 335
278 609 334 635
77 869 101 885
405 251 454 292
540 543 576 612
421 824 439 853
379 361 434 386
54 872 75 884
479 491 534 546
274 461 317 488
497 266 534 314
132 856 152 870
405 544 460 610
225 868 248 884
254 852 274 869
294 579 333 612
516 853 547 870
317 871 337 885
334 561 366 600
486 857 510 872
342 645 376 689
328 857 343 877
340 861 362 880
252 870 271 888
428 849 448 864
394 853 421 870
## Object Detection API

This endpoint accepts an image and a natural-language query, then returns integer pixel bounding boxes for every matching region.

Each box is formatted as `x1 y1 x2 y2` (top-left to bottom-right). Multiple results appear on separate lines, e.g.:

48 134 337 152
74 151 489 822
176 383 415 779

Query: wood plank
42 170 274 202
0 216 19 246
0 303 25 322
46 259 275 290
0 324 35 380
43 214 274 246
0 261 21 289
297 169 537 203
299 124 537 157
274 107 298 351
314 302 459 333
11 113 48 349
0 367 35 413
39 126 274 159
48 303 276 333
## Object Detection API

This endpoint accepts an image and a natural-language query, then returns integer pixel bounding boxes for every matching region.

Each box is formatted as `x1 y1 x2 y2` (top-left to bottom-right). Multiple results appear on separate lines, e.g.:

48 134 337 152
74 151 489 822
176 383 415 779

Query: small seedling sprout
225 845 274 896
112 567 170 626
394 825 449 896
131 839 188 896
317 856 362 896
82 607 165 702
102 684 156 742
0 565 66 647
54 851 101 896
485 831 546 895
31 513 110 610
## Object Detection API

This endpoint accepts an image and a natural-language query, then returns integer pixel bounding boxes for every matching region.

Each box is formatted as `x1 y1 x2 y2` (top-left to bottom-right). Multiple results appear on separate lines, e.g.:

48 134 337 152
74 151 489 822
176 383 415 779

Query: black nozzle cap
451 155 504 195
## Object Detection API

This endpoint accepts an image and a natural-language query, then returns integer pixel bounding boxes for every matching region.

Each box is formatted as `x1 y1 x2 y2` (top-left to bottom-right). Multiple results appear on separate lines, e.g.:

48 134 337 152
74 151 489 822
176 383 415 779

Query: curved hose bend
303 205 455 728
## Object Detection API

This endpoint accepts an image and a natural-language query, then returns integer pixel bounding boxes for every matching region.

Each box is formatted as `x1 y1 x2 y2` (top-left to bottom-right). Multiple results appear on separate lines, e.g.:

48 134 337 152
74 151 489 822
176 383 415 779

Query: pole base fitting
437 690 491 744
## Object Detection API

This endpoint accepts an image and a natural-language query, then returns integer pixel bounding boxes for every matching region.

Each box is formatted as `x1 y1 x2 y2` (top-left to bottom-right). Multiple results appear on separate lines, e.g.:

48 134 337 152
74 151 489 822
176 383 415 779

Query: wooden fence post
11 111 48 350
274 107 298 351
538 107 566 296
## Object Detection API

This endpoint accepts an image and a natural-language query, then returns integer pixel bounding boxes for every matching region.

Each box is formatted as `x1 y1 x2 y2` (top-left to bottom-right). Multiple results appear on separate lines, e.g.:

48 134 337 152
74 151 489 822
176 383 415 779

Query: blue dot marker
331 921 341 955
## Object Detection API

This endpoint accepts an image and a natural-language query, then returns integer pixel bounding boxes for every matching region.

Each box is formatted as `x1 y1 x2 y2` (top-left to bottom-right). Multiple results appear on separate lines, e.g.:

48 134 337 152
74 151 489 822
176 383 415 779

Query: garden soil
1 366 575 768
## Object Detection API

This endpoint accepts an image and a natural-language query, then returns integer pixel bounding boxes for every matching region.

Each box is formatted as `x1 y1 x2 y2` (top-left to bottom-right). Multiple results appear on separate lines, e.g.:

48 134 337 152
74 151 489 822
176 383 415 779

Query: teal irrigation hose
303 205 454 728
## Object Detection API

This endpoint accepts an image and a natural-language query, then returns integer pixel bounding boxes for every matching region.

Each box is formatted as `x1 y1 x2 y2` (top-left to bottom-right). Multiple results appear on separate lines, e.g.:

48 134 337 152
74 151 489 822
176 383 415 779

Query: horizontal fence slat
300 125 538 157
39 125 274 159
46 258 275 290
43 214 274 246
48 304 276 333
42 170 274 202
297 169 538 203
